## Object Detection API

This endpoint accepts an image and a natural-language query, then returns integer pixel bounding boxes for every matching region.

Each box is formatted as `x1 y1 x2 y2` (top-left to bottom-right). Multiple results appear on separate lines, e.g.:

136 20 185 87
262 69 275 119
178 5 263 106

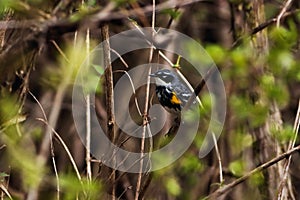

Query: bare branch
276 0 294 27
207 144 300 199
232 9 300 48
135 1 156 199
277 99 300 199
85 28 92 182
101 23 116 199
212 132 223 185
29 90 60 200
0 183 12 200
37 118 83 183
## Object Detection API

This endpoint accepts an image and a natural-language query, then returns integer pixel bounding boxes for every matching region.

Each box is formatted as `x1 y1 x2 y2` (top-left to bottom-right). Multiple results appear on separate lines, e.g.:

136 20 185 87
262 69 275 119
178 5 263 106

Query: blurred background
0 0 300 199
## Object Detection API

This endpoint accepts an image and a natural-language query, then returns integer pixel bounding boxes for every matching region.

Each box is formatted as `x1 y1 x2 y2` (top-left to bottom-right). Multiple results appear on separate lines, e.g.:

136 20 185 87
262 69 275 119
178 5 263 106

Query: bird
150 69 193 113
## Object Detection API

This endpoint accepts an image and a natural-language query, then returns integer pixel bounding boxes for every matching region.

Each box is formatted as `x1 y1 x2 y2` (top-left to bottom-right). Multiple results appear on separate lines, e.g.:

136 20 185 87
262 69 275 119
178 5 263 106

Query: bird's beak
149 73 156 77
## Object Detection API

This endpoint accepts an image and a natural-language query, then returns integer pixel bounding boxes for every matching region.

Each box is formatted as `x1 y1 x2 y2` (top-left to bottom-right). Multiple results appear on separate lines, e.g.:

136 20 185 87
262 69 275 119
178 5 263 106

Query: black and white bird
150 69 194 113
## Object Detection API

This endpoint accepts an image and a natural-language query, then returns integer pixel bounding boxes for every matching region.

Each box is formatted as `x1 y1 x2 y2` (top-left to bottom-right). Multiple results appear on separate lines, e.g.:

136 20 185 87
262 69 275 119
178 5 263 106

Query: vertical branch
212 132 223 185
101 24 115 142
135 1 156 200
85 28 92 182
101 23 116 199
276 0 294 27
277 99 300 200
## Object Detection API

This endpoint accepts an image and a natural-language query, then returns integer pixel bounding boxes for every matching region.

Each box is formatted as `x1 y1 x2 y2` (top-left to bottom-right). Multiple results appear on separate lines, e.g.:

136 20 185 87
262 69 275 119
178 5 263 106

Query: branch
101 24 115 143
277 99 300 199
37 118 83 183
28 90 60 200
135 1 156 198
212 132 223 185
276 0 294 27
183 66 217 111
101 23 116 199
0 0 207 62
232 9 300 48
26 39 74 200
85 29 92 182
207 144 300 199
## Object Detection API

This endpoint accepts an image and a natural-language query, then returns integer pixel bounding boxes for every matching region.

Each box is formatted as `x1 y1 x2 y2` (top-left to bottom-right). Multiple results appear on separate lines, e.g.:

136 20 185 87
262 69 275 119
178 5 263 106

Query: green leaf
180 154 203 173
206 45 226 65
270 27 297 49
229 159 244 176
162 8 181 19
0 172 9 179
60 174 103 200
249 172 264 187
165 177 181 197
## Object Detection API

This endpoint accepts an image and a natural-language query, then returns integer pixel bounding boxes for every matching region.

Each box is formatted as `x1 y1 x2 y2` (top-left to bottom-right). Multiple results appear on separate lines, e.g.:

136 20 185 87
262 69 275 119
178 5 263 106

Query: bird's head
149 69 176 87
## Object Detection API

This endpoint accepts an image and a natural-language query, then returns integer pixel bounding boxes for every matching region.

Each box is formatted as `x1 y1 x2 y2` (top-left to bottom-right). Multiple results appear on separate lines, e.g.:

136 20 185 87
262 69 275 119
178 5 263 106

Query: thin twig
183 67 217 111
113 153 149 185
27 58 70 200
114 70 143 116
0 184 12 200
207 144 300 199
28 90 48 120
147 0 156 167
212 132 223 185
37 118 83 183
232 9 300 48
85 28 92 182
290 99 300 151
50 40 70 63
130 20 204 110
111 49 129 68
276 0 294 27
135 1 156 199
104 127 150 172
277 99 300 200
117 186 132 200
158 51 173 66
28 90 60 200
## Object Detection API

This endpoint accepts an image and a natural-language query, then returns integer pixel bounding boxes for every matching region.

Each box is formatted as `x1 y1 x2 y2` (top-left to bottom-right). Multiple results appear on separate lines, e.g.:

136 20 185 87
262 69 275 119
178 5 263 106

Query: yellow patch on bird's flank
171 92 181 105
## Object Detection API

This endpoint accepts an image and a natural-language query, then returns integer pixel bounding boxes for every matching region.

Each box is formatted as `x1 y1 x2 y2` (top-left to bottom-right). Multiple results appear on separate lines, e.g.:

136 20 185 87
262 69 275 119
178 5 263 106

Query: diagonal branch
232 9 300 48
207 144 300 199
